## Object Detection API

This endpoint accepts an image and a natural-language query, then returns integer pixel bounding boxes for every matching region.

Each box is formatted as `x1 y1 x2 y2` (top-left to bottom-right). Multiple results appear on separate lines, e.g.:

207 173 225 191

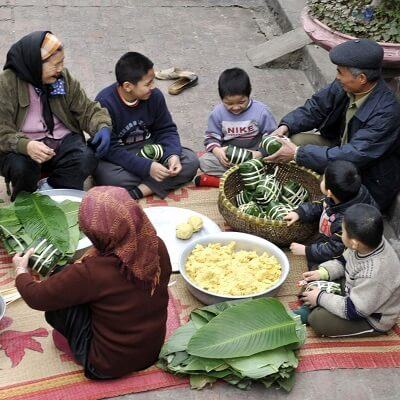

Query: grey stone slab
247 27 312 67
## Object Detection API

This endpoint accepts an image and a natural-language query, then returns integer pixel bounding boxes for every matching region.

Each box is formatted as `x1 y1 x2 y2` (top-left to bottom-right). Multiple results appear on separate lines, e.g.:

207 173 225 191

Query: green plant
307 0 400 43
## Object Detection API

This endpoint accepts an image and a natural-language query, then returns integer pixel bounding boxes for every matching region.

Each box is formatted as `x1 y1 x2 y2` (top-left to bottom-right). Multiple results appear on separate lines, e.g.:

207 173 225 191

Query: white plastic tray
143 207 221 271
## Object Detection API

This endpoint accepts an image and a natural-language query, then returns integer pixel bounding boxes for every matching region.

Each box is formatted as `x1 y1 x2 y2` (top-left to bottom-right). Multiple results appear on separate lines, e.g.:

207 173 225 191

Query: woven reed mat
1 183 400 400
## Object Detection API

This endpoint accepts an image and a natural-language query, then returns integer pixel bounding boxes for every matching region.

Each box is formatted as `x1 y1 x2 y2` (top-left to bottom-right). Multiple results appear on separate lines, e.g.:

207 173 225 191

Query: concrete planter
301 7 400 69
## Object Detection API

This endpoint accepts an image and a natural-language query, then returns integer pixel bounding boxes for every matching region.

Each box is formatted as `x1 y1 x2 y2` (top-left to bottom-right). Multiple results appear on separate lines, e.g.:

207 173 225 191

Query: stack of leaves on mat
138 144 164 161
0 192 81 276
157 298 306 392
238 159 265 191
225 145 253 165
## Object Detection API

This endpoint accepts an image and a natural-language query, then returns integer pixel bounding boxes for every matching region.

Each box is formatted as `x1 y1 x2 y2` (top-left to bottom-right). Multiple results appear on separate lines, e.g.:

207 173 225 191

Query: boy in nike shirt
196 68 277 187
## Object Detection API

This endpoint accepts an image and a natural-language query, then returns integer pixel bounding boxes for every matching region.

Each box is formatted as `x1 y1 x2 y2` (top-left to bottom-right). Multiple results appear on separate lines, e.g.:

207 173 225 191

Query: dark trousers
44 266 111 380
45 301 112 380
0 133 98 201
308 307 383 338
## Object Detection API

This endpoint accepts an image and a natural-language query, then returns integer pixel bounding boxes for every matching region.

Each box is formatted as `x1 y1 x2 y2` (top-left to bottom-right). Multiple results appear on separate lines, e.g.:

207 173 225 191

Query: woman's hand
13 248 34 276
27 141 55 163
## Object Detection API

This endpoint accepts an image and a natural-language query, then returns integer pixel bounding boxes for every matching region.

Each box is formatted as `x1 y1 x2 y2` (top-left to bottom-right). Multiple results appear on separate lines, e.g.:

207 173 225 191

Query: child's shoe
293 304 310 325
194 174 220 188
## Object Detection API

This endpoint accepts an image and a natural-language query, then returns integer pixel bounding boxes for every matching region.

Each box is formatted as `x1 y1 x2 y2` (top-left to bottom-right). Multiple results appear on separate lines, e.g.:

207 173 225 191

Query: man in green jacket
0 31 112 200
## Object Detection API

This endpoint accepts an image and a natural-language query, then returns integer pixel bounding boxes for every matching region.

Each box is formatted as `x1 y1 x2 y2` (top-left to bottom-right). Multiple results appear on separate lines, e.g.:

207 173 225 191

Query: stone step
246 27 312 67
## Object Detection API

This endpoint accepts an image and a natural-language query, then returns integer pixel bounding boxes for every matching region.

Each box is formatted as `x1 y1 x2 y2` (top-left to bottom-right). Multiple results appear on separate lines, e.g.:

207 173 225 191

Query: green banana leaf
58 200 81 256
276 371 296 392
159 320 197 358
189 374 216 390
225 347 297 372
14 192 70 254
180 356 226 373
0 205 22 235
187 298 300 358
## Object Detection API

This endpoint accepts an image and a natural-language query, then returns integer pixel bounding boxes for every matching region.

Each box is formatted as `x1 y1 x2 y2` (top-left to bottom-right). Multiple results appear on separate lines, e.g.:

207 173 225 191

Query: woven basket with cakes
218 160 322 247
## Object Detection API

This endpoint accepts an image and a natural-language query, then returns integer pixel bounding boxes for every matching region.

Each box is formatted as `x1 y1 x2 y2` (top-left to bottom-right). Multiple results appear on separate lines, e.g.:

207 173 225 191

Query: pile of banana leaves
157 298 306 392
0 192 81 266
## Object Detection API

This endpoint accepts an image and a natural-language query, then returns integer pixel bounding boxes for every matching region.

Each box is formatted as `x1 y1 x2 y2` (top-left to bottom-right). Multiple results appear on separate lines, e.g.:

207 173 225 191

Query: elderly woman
13 186 172 379
0 31 113 200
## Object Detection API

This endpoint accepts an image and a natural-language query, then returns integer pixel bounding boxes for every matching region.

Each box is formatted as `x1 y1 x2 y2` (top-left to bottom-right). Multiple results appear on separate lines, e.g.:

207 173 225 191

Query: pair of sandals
155 67 198 95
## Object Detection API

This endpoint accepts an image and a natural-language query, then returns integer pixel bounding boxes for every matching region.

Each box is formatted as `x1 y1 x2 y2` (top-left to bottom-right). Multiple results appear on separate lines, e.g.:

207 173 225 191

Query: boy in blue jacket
93 52 199 199
284 160 377 269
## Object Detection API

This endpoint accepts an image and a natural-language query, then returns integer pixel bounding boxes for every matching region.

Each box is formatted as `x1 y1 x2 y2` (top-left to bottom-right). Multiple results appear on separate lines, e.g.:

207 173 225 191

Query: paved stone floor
0 0 399 398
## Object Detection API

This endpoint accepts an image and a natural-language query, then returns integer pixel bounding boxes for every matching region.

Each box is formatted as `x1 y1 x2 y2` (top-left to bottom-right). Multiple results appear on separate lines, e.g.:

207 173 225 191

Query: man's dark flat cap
329 39 384 69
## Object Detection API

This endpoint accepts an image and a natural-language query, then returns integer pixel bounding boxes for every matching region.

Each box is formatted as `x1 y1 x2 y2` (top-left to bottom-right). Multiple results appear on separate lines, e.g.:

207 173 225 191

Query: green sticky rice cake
261 136 282 155
238 158 265 190
225 145 253 165
281 180 309 207
138 144 164 161
235 189 254 207
253 175 282 206
238 201 264 217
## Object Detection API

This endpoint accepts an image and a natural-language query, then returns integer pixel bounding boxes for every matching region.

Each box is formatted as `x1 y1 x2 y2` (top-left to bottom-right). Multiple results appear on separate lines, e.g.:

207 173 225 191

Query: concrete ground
0 0 399 398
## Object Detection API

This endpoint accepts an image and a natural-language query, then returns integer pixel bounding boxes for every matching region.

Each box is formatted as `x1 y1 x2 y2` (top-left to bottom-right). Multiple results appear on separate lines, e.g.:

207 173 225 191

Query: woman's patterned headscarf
79 186 160 292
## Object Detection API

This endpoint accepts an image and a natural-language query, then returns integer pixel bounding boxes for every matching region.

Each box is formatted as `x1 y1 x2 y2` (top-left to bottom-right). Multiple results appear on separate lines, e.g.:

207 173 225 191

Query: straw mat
1 184 400 400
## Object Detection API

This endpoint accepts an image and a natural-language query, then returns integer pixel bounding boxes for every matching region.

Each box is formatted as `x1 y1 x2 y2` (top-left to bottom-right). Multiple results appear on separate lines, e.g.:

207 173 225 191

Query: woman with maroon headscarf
13 186 172 379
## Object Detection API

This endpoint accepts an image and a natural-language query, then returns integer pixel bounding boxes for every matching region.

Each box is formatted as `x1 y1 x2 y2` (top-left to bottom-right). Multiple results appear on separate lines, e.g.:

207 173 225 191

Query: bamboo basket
218 161 322 247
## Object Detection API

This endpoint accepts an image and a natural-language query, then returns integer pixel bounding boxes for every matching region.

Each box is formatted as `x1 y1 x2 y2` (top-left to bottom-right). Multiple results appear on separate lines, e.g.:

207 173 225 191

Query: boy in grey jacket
300 204 400 337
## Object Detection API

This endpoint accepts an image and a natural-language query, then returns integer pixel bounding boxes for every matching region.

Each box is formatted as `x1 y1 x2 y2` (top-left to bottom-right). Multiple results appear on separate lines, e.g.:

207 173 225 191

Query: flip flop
168 75 198 95
155 67 196 80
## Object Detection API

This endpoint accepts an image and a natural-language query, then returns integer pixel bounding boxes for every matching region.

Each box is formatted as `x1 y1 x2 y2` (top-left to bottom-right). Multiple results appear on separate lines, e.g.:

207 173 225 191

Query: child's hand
302 270 321 282
290 242 306 256
283 211 300 226
212 147 231 169
150 162 171 182
167 155 182 177
301 288 320 308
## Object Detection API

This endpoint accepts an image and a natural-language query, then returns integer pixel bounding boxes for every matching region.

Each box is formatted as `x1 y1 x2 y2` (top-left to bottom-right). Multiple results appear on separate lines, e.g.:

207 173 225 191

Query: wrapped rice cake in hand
225 145 253 165
138 144 164 161
261 135 282 155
